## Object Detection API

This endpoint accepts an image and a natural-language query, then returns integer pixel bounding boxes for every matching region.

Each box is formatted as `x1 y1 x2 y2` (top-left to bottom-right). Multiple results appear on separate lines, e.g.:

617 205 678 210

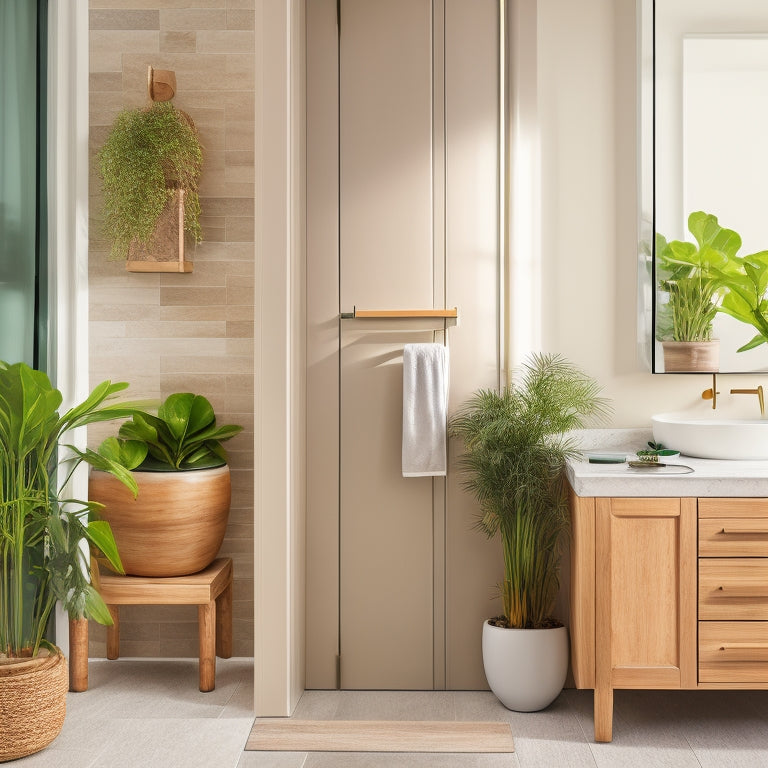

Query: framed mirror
645 0 768 373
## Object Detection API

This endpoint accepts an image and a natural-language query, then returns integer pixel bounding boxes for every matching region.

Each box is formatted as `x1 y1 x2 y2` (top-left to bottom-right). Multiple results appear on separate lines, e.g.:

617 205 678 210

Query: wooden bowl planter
89 466 231 578
0 649 68 762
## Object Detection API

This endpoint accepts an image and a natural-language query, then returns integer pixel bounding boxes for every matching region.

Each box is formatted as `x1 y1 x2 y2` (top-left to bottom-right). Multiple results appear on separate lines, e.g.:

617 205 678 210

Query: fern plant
98 102 203 261
450 353 609 629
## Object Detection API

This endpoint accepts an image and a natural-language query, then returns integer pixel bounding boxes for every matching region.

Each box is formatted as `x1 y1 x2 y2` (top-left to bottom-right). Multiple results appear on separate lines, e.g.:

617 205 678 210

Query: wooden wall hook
148 65 177 102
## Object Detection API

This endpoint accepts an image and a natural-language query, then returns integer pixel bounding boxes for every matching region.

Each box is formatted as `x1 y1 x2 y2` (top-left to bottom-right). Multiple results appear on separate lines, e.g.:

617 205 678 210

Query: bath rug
246 719 514 753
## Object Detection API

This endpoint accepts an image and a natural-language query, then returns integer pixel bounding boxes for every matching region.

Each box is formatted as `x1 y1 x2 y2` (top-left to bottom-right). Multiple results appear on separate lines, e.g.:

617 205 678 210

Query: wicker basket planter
89 465 231 577
0 649 68 762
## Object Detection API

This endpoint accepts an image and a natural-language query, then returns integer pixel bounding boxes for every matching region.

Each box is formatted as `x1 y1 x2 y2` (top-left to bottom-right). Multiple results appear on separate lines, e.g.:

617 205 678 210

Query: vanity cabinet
570 493 768 742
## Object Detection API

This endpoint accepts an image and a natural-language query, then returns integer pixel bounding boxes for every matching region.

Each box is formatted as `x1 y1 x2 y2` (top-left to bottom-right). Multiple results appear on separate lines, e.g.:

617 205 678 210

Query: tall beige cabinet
307 0 502 690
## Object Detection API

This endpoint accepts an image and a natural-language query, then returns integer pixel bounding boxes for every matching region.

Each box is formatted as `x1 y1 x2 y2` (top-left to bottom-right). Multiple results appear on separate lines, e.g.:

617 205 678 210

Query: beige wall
87 0 255 658
537 0 768 422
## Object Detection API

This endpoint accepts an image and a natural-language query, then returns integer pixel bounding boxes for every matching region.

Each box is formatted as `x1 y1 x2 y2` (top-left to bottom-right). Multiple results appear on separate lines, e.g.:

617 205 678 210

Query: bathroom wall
87 0 255 658
536 0 768 425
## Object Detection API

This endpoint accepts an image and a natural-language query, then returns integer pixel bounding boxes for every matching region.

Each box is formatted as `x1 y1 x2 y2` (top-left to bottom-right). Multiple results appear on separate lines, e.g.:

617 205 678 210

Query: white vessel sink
652 412 768 460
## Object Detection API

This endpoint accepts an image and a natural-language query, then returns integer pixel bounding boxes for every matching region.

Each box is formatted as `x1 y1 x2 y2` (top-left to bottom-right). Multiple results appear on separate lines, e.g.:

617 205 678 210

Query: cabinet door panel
595 498 697 690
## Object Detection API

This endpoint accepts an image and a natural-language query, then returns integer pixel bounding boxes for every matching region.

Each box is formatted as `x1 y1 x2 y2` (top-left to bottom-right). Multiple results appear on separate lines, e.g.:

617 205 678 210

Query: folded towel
402 343 450 477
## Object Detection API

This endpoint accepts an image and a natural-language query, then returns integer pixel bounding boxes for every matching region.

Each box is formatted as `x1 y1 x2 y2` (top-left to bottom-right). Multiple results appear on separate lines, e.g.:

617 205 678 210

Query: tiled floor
15 659 768 767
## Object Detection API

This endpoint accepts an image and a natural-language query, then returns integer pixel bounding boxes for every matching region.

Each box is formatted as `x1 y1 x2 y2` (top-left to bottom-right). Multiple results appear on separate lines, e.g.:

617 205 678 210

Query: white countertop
566 428 768 498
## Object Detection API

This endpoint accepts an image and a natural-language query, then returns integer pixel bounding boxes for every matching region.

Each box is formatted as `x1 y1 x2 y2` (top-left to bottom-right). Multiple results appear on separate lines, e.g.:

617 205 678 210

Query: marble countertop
566 428 768 498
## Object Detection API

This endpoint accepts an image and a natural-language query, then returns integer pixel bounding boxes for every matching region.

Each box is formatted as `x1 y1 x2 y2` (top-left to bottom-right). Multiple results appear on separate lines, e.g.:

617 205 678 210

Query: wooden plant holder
126 189 194 273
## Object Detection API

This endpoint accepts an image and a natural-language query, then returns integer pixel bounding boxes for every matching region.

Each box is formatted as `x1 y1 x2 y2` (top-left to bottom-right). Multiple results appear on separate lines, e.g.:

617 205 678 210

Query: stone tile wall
88 0 255 658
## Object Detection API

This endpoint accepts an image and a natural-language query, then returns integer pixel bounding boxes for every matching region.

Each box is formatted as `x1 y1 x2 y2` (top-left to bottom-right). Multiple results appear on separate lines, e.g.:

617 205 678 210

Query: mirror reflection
652 0 768 373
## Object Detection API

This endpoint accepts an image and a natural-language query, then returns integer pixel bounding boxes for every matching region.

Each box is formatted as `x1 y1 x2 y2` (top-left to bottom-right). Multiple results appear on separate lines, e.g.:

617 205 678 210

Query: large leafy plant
0 362 137 658
712 250 768 352
99 393 242 471
98 102 203 261
450 354 609 629
656 211 741 342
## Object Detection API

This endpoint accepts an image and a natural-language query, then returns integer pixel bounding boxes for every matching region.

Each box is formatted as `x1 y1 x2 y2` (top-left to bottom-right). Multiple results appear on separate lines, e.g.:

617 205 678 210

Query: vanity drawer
699 518 768 557
699 559 768 620
699 499 768 518
699 621 768 683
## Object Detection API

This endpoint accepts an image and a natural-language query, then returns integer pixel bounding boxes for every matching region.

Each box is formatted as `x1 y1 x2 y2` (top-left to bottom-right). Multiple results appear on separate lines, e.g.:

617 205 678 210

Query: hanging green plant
98 101 203 261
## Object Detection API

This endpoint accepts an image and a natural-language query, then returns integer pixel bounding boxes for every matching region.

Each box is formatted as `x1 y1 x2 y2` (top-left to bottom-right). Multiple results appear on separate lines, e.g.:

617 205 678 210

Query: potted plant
449 353 609 712
98 101 203 272
0 361 135 761
89 393 242 577
656 211 740 371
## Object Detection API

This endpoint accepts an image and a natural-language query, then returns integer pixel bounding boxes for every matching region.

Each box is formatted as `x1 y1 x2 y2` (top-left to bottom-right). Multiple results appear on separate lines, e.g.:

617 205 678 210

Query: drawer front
699 621 768 683
699 559 768 620
699 518 768 557
699 499 768 519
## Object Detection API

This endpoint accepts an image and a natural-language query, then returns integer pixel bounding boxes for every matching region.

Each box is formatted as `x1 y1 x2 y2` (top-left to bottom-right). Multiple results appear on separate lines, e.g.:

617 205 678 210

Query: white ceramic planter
482 620 569 712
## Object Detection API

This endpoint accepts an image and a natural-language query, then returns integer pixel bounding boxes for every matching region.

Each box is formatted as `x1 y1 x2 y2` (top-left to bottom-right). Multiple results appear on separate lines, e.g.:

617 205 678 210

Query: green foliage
0 362 136 658
100 393 243 471
449 354 610 629
656 212 740 342
98 102 203 261
711 250 768 352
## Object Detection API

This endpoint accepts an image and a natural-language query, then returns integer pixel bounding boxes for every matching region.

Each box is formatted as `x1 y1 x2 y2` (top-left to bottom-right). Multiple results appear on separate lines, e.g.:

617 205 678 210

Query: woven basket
0 649 68 762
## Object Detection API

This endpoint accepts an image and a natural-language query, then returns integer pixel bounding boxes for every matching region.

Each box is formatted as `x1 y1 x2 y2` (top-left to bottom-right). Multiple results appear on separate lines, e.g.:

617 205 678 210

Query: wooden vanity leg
106 605 120 660
594 686 614 743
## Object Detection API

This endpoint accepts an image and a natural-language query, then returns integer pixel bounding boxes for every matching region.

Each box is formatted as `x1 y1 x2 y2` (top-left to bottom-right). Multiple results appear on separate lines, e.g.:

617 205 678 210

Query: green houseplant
90 393 243 578
450 353 609 711
98 101 203 264
0 361 136 761
656 211 741 371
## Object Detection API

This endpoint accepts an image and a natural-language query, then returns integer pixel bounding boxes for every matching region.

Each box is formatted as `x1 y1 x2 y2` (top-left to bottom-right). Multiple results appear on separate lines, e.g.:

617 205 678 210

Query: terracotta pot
661 340 719 372
0 648 68 762
482 621 568 712
89 465 231 577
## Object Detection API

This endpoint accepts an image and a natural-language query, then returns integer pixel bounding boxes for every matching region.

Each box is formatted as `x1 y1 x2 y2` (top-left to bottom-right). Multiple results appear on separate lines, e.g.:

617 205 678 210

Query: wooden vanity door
594 497 698 741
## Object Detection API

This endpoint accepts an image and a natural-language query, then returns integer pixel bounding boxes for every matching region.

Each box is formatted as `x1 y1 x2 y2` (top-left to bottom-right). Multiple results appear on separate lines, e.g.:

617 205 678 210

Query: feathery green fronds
450 353 610 629
98 102 203 261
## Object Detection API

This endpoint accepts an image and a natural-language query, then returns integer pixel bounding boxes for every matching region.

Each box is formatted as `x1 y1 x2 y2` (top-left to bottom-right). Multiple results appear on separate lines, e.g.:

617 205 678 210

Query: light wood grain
699 517 768 556
700 621 768 683
699 558 768 620
351 308 458 318
569 490 595 689
591 497 696 742
90 467 231 578
246 720 514 753
98 558 233 605
699 499 768 518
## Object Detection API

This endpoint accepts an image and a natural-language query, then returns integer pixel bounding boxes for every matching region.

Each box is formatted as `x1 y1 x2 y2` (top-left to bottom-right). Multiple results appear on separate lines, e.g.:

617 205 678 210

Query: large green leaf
82 519 124 575
97 436 148 471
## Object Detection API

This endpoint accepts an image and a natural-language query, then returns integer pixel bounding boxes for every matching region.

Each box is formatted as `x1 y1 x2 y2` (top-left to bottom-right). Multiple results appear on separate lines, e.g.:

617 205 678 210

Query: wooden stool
70 557 233 693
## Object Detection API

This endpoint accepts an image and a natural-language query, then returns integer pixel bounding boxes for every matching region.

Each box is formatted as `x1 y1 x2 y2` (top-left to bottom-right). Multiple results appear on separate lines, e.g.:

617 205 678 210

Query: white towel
402 343 450 477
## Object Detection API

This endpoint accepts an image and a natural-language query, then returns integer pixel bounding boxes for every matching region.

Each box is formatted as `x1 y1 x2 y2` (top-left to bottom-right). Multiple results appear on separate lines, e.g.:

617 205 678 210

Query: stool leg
69 617 89 692
199 600 216 692
216 579 233 659
106 605 120 660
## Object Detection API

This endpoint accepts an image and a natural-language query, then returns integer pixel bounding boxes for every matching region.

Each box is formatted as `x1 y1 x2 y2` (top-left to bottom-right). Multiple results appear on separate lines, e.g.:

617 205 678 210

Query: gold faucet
702 373 719 409
730 385 765 417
